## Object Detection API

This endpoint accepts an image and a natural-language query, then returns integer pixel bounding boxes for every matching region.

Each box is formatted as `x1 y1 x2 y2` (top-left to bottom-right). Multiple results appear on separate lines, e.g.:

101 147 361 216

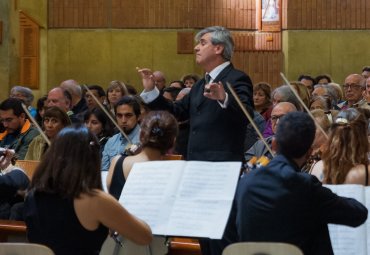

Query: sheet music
325 185 367 255
120 160 241 239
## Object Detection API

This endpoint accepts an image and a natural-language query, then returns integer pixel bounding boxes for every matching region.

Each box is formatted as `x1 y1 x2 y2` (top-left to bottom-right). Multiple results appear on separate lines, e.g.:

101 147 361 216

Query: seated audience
35 95 48 126
315 74 332 85
298 74 315 94
0 98 39 160
85 85 106 110
24 125 152 255
84 107 114 155
311 108 370 185
253 82 272 121
10 86 36 117
182 73 200 88
106 80 129 116
25 107 71 160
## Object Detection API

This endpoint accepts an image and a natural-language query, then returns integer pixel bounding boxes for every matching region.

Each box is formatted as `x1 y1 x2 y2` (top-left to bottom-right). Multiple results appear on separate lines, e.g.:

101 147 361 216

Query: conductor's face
115 104 138 134
194 33 222 69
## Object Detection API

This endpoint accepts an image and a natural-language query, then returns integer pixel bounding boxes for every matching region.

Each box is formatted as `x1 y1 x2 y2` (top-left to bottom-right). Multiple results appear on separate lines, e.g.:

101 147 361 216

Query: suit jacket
148 64 253 161
232 154 368 255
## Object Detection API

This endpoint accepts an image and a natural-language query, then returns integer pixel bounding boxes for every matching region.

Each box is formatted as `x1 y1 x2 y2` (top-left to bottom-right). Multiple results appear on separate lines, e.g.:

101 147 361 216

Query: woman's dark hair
140 111 178 154
315 74 332 84
35 95 48 125
84 107 115 137
30 125 102 198
43 106 71 127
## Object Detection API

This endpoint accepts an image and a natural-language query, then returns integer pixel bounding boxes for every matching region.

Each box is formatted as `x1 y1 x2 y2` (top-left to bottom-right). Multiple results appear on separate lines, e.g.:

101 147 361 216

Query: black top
24 191 108 255
108 154 127 200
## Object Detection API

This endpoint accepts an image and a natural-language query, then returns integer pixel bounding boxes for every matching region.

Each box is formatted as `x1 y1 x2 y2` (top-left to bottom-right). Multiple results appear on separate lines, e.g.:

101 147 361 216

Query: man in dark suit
231 112 367 255
139 26 254 162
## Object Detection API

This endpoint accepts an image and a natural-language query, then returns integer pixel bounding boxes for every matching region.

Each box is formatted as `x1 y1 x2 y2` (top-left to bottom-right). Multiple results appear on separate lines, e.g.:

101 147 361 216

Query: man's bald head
47 87 72 112
60 79 81 106
271 102 297 134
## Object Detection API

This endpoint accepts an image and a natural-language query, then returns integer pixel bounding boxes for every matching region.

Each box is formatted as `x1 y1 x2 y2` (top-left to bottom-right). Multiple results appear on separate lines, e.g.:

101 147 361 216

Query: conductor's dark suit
147 64 253 161
232 154 368 255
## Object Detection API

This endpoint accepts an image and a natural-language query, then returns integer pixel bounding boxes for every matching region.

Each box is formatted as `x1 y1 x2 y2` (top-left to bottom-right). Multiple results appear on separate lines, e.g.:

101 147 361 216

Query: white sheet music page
119 160 241 239
166 161 241 239
325 184 367 255
119 160 186 234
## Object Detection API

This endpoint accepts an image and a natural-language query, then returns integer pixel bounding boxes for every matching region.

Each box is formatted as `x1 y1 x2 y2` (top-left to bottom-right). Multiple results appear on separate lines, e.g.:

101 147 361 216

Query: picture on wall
260 0 281 32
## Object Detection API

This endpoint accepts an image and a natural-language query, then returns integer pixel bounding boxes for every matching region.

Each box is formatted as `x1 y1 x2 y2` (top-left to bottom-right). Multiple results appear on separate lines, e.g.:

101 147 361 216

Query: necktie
205 74 211 84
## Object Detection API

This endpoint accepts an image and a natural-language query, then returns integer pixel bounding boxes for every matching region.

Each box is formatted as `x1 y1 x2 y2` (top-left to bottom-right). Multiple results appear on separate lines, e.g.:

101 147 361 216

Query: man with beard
0 98 39 160
101 96 141 171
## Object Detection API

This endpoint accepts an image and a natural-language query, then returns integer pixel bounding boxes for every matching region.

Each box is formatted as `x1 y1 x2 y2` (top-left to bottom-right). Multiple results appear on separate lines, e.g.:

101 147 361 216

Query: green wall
283 30 370 85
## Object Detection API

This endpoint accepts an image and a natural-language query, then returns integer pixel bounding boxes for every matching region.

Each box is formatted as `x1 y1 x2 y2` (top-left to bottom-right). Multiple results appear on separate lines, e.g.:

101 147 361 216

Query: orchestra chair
222 242 304 255
163 154 183 160
0 242 54 255
14 160 40 180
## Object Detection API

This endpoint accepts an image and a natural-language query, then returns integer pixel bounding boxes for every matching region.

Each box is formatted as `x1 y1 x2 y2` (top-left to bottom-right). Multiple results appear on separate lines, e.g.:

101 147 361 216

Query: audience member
0 98 39 160
35 95 47 126
163 86 182 101
253 82 272 121
101 96 141 172
84 107 115 156
298 74 315 94
315 74 332 85
245 102 297 162
231 111 367 255
60 79 88 120
338 74 370 110
311 108 370 185
153 71 167 92
182 73 200 88
47 87 80 123
24 125 152 255
85 85 106 110
362 66 370 79
106 80 128 116
10 86 36 117
25 107 71 160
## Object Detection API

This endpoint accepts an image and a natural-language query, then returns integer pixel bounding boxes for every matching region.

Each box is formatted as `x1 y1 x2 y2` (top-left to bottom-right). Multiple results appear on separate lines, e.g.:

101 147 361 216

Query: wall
283 30 370 85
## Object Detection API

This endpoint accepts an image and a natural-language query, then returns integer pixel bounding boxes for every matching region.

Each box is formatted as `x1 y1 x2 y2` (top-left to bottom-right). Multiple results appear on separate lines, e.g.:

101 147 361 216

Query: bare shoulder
310 160 324 181
344 165 367 185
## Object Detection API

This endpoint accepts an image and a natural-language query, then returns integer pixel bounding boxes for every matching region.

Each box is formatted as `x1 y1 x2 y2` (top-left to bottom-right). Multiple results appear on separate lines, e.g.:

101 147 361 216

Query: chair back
222 242 304 255
0 242 54 255
15 160 40 180
163 154 183 160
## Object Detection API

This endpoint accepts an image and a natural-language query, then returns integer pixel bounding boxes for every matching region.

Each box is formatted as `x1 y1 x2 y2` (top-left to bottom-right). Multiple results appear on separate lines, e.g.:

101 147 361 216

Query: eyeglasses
343 84 363 90
271 114 285 122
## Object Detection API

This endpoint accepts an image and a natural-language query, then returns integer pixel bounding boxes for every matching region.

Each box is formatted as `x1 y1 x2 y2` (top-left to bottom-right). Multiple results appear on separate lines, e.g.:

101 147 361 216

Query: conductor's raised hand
203 81 226 101
137 67 156 92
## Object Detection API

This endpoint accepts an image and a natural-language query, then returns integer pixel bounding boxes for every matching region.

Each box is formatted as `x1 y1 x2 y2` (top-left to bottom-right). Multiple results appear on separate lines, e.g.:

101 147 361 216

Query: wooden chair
14 160 40 180
163 154 183 160
222 242 304 255
0 242 54 255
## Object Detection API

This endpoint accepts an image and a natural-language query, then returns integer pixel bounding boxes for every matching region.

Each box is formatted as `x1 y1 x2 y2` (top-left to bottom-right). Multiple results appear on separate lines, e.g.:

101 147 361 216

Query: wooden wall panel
233 32 281 52
284 0 370 30
234 51 283 88
19 12 39 89
48 0 257 29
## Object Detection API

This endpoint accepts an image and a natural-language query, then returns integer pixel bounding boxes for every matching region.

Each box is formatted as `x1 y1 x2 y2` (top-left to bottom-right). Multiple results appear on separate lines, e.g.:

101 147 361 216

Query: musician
101 96 141 171
230 111 368 255
24 125 152 255
139 26 253 162
0 98 39 160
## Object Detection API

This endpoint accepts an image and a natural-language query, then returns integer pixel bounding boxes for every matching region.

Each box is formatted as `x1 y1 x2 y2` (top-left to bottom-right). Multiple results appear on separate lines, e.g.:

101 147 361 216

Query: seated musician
24 125 152 255
311 108 370 185
228 112 368 255
0 148 29 219
107 110 178 255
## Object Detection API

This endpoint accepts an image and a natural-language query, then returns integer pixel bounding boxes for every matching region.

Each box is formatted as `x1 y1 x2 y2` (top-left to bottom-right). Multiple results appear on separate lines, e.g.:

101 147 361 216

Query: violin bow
21 103 51 146
279 72 329 140
83 85 132 145
226 82 274 156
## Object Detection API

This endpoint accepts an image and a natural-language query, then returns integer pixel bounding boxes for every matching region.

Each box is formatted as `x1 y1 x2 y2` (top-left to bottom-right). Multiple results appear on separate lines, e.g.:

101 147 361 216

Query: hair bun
151 127 164 137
